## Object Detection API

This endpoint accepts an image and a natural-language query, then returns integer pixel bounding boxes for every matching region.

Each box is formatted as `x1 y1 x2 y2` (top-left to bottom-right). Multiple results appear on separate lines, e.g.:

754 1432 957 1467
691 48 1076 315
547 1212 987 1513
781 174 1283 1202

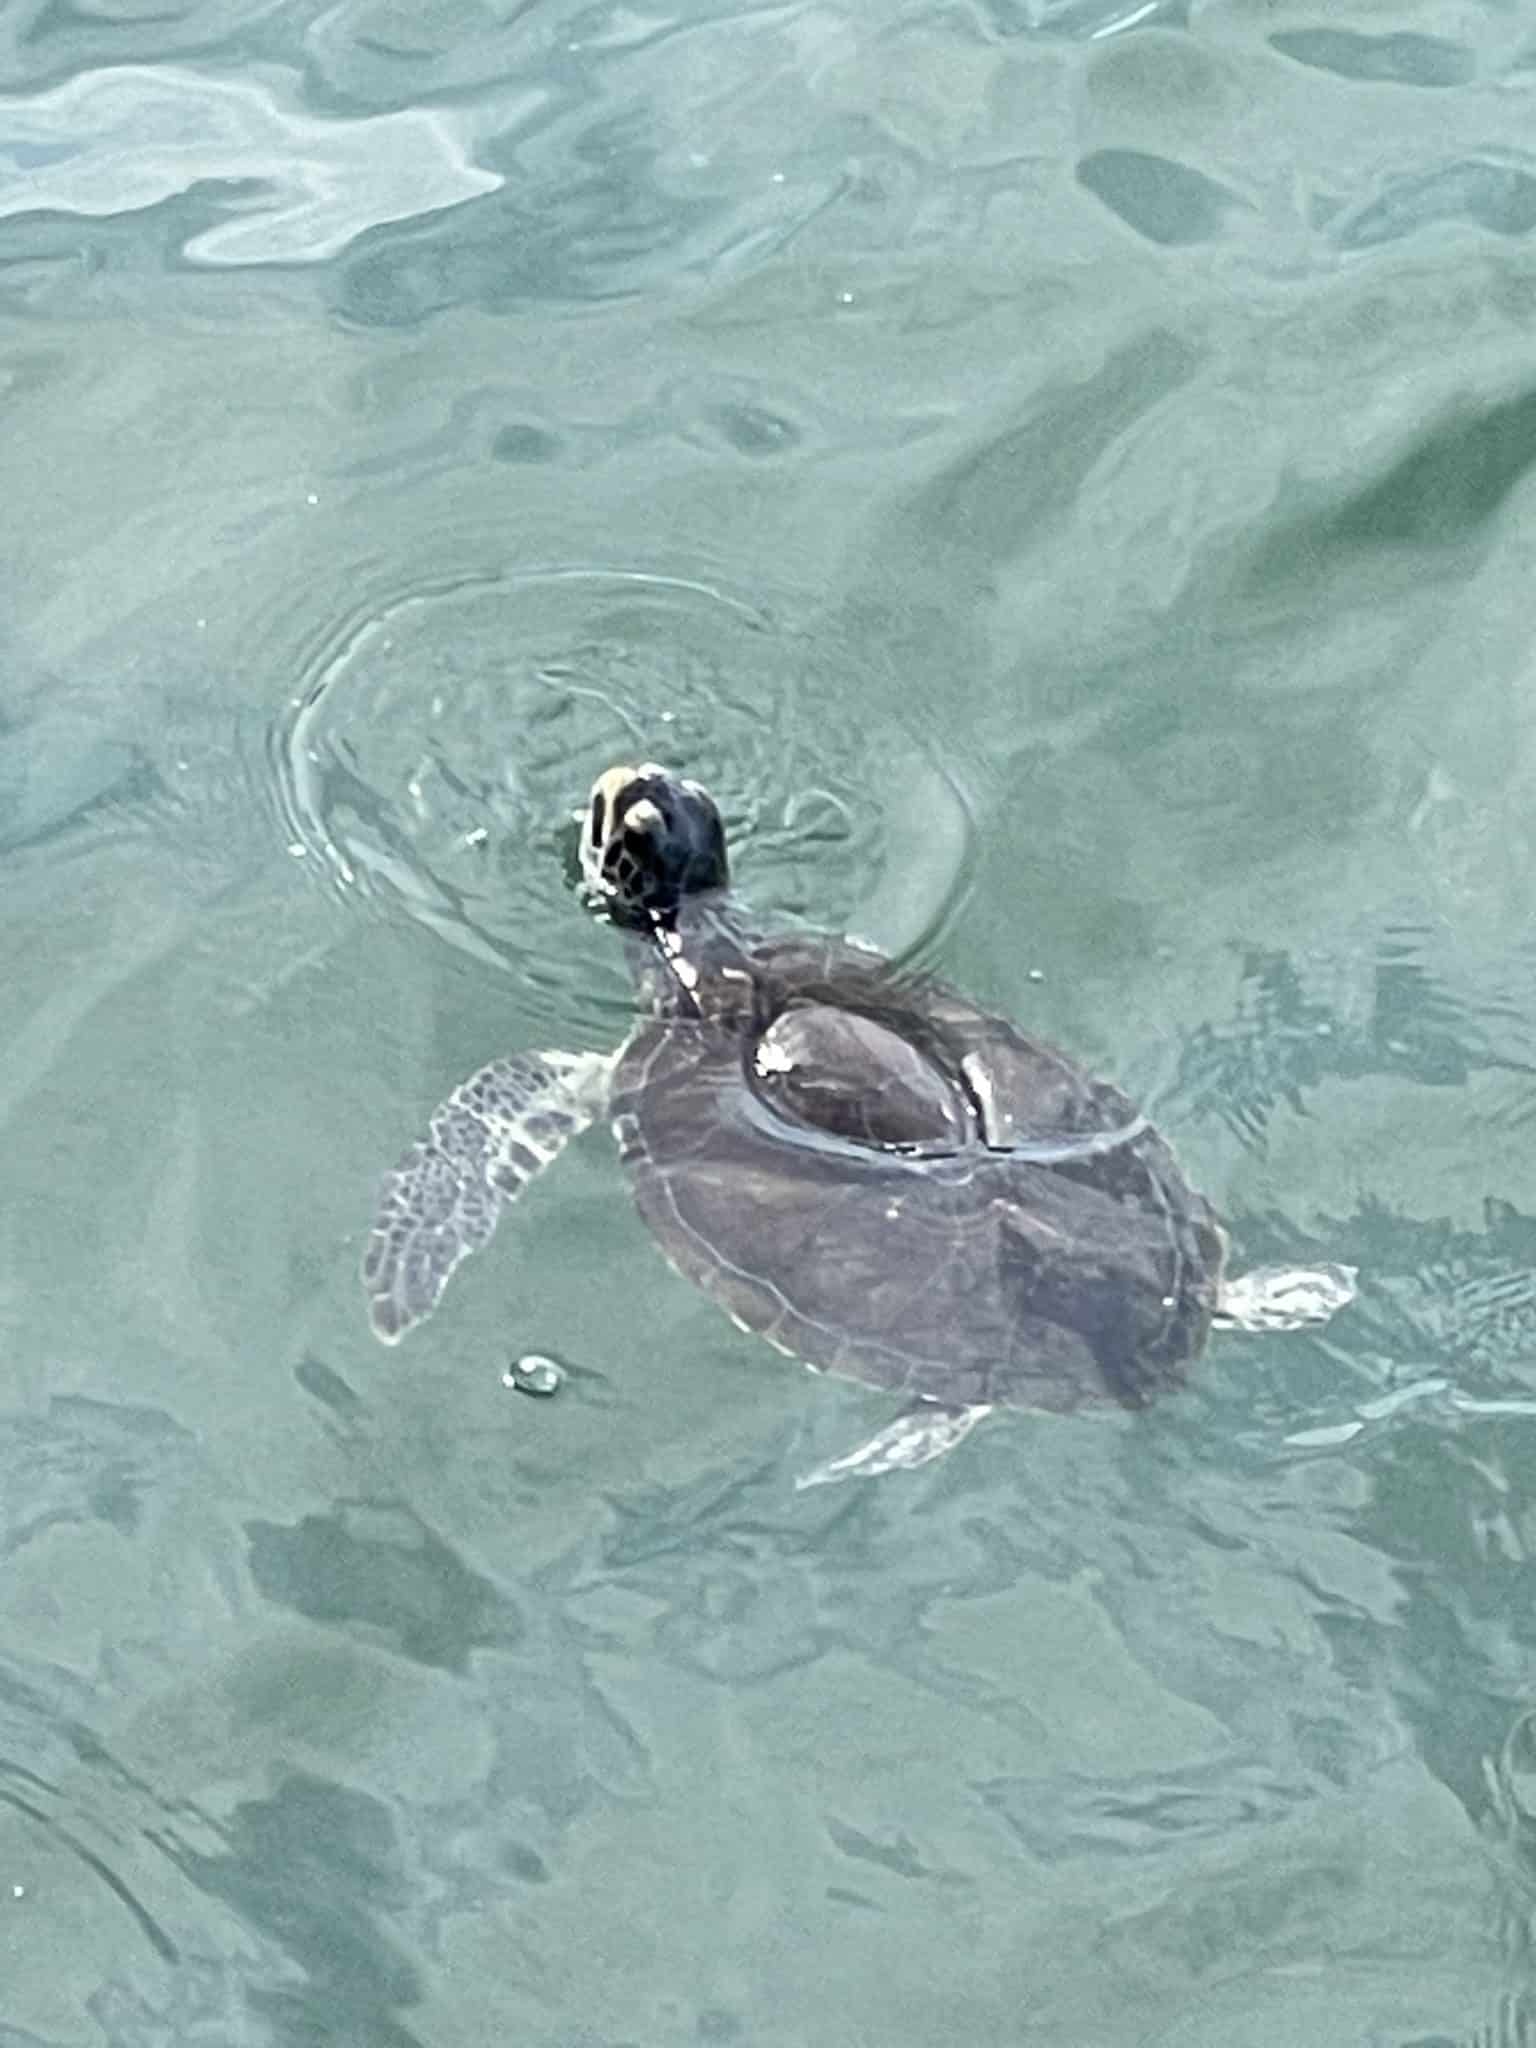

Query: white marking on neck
961 1054 1006 1146
655 923 699 992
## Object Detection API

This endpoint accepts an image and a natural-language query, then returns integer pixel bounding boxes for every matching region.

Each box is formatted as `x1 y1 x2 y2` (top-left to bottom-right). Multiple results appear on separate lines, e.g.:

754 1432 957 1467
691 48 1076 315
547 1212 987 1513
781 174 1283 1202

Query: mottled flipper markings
363 1050 610 1344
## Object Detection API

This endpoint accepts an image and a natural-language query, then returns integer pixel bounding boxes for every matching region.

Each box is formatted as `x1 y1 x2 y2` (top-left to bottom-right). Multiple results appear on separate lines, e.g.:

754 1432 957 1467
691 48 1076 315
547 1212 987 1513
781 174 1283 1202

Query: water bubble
503 1354 565 1397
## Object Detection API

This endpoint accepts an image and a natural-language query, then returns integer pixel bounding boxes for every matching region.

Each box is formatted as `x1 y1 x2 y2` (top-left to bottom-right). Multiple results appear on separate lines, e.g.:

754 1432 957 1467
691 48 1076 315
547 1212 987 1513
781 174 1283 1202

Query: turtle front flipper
363 1049 612 1345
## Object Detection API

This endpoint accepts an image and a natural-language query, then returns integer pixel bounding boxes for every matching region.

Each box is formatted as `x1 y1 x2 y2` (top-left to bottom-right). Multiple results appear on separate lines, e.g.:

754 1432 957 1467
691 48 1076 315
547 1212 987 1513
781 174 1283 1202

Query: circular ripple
274 568 972 1039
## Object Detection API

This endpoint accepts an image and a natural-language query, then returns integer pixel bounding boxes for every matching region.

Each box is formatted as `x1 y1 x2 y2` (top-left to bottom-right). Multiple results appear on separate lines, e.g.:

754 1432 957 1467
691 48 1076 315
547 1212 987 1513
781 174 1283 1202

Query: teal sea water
4 3 1536 2042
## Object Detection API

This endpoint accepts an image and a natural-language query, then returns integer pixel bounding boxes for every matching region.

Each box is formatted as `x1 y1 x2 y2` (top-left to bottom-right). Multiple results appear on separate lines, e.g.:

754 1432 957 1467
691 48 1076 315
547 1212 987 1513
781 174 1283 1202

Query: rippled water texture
7 2 1536 2043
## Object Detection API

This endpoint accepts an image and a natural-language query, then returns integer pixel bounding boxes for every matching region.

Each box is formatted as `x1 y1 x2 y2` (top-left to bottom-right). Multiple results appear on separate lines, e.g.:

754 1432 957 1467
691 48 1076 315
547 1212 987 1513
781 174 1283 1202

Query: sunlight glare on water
2 2 1536 2044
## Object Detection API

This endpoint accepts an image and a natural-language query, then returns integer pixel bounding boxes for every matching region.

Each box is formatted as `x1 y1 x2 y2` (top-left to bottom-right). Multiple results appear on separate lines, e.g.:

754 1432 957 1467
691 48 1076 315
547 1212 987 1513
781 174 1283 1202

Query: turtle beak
580 761 723 930
581 763 673 905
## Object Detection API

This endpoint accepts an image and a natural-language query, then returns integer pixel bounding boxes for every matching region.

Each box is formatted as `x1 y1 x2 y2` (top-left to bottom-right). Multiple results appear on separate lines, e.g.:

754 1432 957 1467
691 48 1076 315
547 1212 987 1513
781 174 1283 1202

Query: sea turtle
362 764 1355 1482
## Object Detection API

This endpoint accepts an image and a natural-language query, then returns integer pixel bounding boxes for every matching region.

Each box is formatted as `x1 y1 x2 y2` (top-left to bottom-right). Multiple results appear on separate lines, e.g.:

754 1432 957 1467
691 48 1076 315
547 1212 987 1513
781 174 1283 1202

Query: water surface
3 2 1536 2043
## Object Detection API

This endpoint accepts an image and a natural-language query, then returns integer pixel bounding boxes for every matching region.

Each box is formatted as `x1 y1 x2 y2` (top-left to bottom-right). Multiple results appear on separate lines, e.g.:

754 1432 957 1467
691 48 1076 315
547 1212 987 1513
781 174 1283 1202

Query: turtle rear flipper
795 1400 992 1490
1214 1263 1358 1333
363 1049 611 1344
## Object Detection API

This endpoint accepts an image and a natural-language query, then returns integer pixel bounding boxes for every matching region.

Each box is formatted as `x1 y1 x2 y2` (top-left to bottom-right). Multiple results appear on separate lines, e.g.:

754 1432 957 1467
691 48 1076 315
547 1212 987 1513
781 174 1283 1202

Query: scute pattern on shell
610 927 1227 1412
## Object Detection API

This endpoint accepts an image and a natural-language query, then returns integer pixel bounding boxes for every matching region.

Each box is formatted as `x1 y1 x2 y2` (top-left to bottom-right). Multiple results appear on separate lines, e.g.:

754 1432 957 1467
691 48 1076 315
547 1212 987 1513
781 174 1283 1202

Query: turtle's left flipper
795 1400 993 1490
363 1049 612 1345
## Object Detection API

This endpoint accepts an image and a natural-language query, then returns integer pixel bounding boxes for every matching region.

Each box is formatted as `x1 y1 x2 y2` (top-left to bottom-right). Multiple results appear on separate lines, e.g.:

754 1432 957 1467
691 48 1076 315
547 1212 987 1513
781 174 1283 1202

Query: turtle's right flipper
363 1049 612 1345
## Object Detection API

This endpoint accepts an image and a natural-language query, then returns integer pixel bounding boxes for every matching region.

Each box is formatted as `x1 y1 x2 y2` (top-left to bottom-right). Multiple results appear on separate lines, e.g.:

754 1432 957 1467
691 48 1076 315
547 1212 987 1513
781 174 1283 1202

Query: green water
4 4 1536 2043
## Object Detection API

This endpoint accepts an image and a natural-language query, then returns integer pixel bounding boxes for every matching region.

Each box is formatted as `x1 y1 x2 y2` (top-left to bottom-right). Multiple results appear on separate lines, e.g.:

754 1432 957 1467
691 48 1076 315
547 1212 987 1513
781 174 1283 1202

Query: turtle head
580 763 729 930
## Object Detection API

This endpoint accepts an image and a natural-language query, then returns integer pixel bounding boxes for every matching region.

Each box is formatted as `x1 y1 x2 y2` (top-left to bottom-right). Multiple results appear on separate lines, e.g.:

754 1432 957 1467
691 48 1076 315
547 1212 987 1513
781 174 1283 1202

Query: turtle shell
608 932 1227 1412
